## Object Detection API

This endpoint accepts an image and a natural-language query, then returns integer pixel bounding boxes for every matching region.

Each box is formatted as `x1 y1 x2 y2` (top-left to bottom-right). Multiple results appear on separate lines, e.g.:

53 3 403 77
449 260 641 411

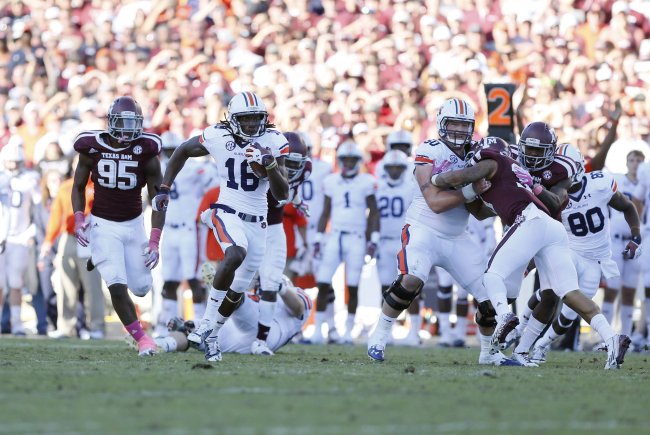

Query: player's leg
254 223 287 355
51 235 81 337
368 225 432 361
435 267 454 347
75 250 105 338
453 286 469 347
312 231 342 344
339 233 365 343
6 242 30 335
204 218 266 361
157 229 181 335
177 226 205 321
602 240 625 324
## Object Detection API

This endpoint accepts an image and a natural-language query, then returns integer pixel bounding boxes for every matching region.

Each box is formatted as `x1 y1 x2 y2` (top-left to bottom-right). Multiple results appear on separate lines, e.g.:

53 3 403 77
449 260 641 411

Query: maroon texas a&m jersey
469 148 550 227
267 159 312 225
74 130 162 222
509 144 578 188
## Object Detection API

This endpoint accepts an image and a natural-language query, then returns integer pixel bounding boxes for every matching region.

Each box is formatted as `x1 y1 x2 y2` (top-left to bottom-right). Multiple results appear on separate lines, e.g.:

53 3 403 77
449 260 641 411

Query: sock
204 288 227 324
536 326 559 348
125 320 146 342
515 317 546 354
193 303 205 321
258 299 276 341
601 301 615 324
484 272 510 316
371 312 396 344
518 304 533 332
478 333 492 354
314 311 326 337
207 312 229 339
620 305 634 336
409 314 420 336
345 313 355 336
10 305 21 326
326 303 335 329
438 313 450 337
455 316 468 339
590 313 616 342
161 298 177 325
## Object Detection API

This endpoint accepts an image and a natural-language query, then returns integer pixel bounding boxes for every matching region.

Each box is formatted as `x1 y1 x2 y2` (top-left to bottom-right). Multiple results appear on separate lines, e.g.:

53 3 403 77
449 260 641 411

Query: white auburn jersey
323 172 377 233
561 171 618 260
609 173 637 238
376 177 414 238
199 125 289 216
634 162 650 231
162 158 212 226
7 170 41 242
0 171 10 241
300 158 332 228
406 139 468 236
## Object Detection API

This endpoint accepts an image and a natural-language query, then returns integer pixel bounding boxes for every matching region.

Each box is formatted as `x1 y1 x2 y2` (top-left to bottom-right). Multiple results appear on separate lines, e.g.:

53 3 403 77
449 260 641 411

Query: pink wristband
74 211 85 225
532 184 543 196
149 227 162 247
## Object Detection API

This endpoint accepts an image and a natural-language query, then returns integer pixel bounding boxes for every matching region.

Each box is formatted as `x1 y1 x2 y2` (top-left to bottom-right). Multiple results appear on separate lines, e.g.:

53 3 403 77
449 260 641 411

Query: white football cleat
187 320 213 349
250 339 274 356
512 351 539 367
204 337 222 362
327 328 342 344
529 343 549 364
605 334 631 370
307 329 325 345
491 312 520 353
478 351 523 366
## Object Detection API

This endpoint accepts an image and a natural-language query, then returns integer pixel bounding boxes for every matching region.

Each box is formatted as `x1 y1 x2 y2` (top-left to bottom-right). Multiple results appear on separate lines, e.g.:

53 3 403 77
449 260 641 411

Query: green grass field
0 339 649 434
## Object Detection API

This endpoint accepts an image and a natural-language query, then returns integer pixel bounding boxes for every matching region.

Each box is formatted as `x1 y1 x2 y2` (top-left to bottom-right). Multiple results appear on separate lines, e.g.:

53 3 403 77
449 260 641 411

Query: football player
374 130 414 179
432 136 630 369
632 159 650 348
72 96 163 355
509 123 580 345
156 132 211 336
375 150 418 345
154 91 289 362
153 276 312 355
602 150 645 337
530 158 641 363
312 141 379 344
253 132 311 355
0 139 41 335
368 99 511 366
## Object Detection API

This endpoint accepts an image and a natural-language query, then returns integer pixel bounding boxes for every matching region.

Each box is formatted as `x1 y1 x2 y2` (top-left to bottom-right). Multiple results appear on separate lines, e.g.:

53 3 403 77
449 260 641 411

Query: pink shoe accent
125 320 146 342
137 335 157 356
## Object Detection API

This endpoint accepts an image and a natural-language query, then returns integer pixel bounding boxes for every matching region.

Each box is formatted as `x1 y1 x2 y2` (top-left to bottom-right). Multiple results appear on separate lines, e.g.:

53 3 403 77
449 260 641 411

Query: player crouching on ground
151 275 312 355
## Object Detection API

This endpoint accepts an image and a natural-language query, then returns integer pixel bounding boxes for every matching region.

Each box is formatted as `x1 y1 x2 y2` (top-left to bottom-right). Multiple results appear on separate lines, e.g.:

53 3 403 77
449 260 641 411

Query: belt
210 204 265 223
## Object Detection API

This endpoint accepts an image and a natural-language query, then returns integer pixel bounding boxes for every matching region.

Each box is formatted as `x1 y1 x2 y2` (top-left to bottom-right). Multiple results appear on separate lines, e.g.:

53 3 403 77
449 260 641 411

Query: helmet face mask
107 97 144 143
518 122 557 170
437 99 475 150
385 164 407 182
285 153 305 181
227 92 268 141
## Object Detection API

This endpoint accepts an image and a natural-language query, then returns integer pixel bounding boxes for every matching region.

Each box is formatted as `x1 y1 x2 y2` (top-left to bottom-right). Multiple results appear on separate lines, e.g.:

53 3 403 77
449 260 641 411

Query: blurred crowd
1 0 650 336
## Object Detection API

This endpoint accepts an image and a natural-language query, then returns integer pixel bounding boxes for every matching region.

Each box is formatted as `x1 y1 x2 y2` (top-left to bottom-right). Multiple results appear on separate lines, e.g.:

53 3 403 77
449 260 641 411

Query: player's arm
0 192 9 253
536 178 571 216
366 193 380 252
145 157 166 231
431 160 497 188
316 195 331 234
609 191 641 239
71 154 93 214
465 198 497 220
279 289 306 318
267 156 289 202
589 100 622 172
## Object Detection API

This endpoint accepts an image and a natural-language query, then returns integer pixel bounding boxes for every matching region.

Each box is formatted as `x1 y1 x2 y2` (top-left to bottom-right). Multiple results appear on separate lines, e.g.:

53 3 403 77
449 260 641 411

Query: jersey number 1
226 158 259 192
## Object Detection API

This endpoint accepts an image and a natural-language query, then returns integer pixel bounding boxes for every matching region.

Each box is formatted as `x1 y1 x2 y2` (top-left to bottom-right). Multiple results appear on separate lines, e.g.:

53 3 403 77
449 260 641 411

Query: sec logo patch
133 145 143 155
542 170 552 180
226 141 236 151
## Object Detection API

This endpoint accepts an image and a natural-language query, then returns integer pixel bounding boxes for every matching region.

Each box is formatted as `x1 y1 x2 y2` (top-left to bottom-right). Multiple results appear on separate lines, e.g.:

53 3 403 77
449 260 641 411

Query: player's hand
513 165 534 188
609 100 622 123
245 142 271 165
0 240 5 255
74 212 90 247
313 242 322 260
472 178 492 195
623 235 642 260
152 185 170 212
295 200 310 217
366 241 377 259
144 228 162 269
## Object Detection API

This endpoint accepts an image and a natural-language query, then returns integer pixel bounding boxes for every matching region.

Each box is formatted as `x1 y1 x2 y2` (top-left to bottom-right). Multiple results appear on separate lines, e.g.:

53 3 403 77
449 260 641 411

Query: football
247 142 272 178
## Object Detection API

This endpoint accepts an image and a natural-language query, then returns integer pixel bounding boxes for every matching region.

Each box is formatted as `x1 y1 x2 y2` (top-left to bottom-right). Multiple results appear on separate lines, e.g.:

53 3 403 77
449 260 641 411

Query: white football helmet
336 141 363 177
381 150 409 185
557 143 585 185
436 98 475 148
226 92 268 140
386 130 413 156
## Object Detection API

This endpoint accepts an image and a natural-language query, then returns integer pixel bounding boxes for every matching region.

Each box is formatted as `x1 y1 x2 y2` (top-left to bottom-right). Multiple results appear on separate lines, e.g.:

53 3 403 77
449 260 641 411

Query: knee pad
558 311 576 327
383 275 422 311
475 301 497 328
162 281 180 300
327 287 335 303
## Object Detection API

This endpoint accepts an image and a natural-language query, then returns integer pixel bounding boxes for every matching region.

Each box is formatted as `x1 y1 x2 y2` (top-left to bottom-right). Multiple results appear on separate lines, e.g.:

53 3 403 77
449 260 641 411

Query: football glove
74 211 90 247
623 235 642 260
152 185 170 212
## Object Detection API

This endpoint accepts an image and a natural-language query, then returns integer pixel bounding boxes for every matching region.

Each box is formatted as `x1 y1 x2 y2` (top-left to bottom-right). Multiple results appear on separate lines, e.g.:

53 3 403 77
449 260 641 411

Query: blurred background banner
484 83 516 143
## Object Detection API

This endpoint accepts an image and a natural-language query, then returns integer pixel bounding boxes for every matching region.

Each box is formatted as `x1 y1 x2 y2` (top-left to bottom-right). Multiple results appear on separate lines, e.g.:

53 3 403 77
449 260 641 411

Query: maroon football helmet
480 136 511 156
283 132 308 182
518 121 557 170
107 96 144 143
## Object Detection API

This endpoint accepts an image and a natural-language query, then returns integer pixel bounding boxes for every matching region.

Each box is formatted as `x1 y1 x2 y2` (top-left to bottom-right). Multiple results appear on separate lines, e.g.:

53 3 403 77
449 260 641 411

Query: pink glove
144 228 161 270
74 211 90 247
513 164 534 188
295 200 310 217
